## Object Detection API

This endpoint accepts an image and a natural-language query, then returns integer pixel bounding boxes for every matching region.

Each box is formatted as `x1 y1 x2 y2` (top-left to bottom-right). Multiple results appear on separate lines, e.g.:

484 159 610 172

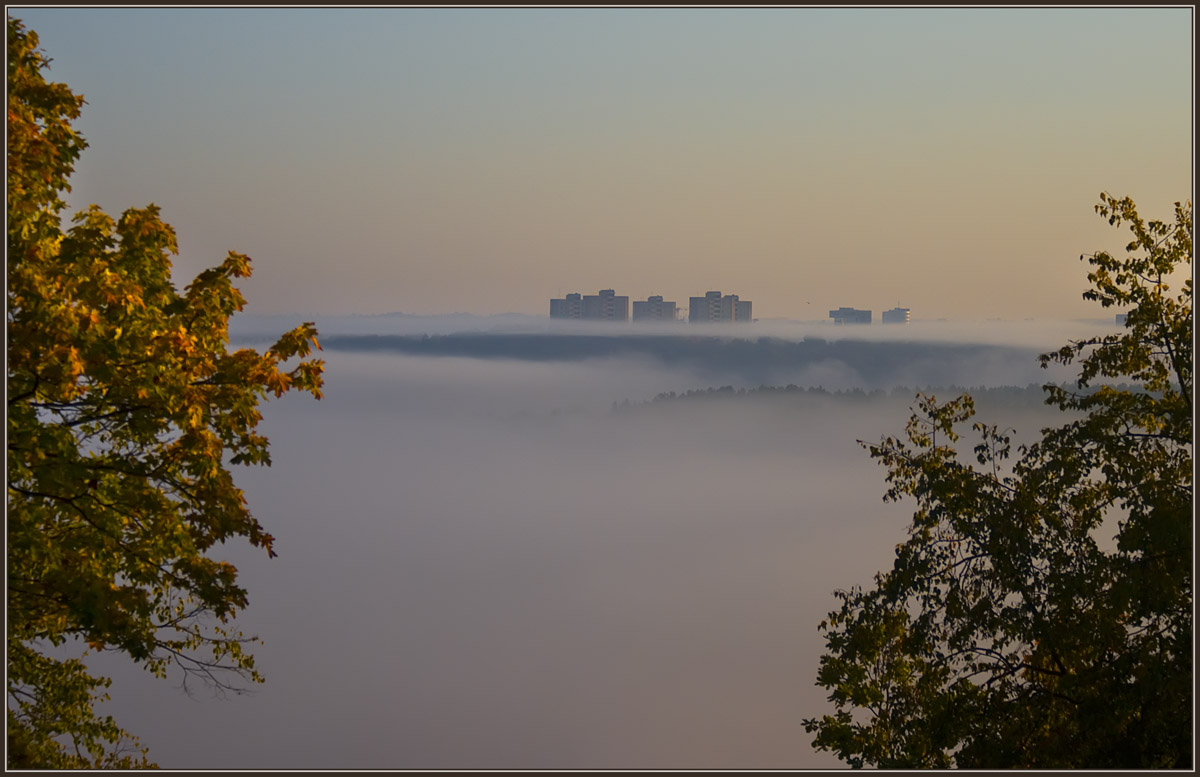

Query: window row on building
550 289 753 323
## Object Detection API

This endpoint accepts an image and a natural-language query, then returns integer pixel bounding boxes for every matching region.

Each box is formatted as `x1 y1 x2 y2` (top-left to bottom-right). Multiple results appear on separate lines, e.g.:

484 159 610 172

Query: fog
87 338 1075 768
232 311 1123 350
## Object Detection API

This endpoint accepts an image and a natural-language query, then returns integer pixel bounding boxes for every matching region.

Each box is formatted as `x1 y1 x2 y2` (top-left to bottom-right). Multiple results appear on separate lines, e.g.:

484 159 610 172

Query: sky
9 7 1194 320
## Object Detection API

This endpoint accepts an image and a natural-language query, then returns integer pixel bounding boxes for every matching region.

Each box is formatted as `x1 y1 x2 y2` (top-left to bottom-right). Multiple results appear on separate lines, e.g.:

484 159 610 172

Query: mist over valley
79 318 1098 768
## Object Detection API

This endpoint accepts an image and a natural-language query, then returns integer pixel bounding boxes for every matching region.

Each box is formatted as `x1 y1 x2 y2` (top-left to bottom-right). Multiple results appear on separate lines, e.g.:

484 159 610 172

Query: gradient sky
10 7 1194 320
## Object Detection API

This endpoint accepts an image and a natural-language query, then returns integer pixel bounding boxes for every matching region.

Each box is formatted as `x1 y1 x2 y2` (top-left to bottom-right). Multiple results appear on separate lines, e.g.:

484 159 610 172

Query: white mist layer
232 311 1121 351
87 351 1070 768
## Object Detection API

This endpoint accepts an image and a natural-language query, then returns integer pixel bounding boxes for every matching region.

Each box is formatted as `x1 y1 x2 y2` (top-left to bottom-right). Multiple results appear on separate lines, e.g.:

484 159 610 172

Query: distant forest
614 382 1062 413
320 333 1048 387
619 381 1051 407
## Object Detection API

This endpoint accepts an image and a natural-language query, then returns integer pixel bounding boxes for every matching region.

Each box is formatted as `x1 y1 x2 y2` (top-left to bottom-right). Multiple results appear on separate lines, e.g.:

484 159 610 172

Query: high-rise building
882 307 910 324
829 307 871 325
550 292 583 319
582 289 629 321
551 290 629 321
689 291 752 323
632 295 678 322
689 291 722 322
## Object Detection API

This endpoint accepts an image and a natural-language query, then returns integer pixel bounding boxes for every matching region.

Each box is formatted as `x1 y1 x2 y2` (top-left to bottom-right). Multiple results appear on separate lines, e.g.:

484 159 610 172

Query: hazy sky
11 7 1193 320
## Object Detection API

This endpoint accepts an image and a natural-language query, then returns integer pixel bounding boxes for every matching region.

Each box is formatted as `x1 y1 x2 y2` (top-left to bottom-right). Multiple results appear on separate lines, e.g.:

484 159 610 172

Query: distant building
632 295 678 322
829 307 871 325
582 289 629 321
690 291 722 322
1116 313 1128 326
549 292 582 319
718 295 752 322
882 307 910 324
551 289 629 321
689 291 752 323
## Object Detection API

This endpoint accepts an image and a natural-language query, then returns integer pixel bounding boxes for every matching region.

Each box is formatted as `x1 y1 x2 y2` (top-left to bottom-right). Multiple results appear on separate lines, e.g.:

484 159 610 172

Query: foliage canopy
7 18 324 767
803 193 1193 768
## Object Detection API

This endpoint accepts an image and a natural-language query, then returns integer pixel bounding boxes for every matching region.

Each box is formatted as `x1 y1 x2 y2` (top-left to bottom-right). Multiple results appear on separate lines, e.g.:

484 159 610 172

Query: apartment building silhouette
552 289 752 323
632 295 678 321
550 289 629 321
689 291 752 323
829 306 871 325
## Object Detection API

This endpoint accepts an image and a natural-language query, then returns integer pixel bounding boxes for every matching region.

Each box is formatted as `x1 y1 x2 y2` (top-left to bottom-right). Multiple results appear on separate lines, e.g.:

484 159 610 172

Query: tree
803 193 1192 768
7 19 324 767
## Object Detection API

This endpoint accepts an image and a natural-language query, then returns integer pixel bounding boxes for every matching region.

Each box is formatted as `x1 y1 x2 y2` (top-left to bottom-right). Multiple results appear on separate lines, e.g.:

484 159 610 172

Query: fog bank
87 351 1070 768
232 311 1120 350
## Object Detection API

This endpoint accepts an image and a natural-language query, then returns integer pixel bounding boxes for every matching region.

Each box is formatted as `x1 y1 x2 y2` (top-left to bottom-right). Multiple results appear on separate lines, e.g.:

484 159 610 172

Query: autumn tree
803 193 1193 768
7 18 324 767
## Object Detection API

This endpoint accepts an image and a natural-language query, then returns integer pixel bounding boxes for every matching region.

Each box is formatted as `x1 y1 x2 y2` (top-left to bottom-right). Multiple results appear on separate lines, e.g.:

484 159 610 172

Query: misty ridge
619 382 1088 413
232 312 1113 395
317 332 1049 390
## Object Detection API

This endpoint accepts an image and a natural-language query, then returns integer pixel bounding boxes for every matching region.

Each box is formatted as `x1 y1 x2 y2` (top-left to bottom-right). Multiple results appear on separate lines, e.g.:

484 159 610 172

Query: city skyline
9 7 1191 321
550 288 759 323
